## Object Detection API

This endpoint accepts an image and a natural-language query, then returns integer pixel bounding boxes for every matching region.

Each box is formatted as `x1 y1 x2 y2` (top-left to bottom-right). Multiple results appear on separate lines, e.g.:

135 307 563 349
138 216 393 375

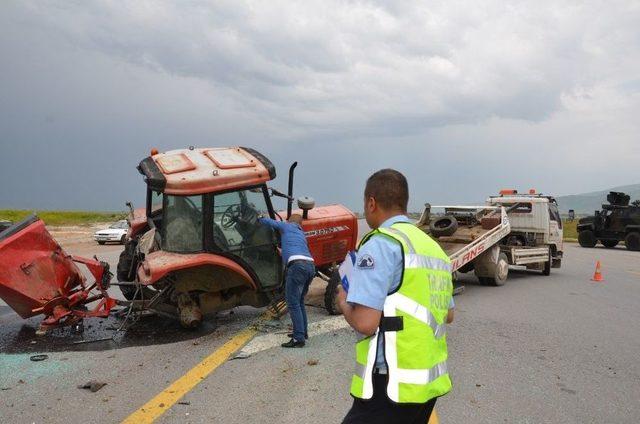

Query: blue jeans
285 261 316 342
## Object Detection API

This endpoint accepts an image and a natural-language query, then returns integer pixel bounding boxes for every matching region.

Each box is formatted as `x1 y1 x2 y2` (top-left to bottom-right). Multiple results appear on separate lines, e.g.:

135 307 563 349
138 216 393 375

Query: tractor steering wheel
221 205 242 229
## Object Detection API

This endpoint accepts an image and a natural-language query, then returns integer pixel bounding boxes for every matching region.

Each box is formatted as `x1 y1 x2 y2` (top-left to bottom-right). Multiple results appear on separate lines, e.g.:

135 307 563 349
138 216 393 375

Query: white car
94 220 129 245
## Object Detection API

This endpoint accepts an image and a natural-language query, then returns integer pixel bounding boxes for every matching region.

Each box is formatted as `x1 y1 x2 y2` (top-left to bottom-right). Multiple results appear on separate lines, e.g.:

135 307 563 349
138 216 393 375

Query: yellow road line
429 409 440 424
122 325 258 424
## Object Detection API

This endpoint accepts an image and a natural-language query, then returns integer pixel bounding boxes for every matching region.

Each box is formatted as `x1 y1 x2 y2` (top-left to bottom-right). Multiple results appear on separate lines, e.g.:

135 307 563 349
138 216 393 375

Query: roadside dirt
47 223 121 253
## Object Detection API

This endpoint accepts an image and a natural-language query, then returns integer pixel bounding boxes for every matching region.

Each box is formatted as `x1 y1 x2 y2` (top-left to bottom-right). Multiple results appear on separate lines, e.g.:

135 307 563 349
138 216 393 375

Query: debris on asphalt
307 359 319 366
71 337 113 345
78 381 107 392
178 401 191 405
30 354 48 362
232 351 251 360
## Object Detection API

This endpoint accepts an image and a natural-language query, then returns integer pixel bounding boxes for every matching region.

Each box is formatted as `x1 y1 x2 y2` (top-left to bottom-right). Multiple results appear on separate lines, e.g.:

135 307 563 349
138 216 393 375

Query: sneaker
281 338 305 348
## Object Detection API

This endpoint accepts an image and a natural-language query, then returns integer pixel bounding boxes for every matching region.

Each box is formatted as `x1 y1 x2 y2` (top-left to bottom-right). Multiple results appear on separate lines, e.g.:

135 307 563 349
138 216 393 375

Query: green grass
0 209 126 226
563 219 578 240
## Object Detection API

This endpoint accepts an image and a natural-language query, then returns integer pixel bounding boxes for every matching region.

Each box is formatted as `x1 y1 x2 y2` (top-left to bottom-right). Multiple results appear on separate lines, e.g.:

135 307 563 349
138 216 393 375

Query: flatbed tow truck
417 189 563 286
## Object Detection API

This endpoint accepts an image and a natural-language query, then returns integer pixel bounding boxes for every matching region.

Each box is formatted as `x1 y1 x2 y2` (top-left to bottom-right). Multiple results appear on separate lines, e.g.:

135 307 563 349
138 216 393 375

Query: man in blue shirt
259 213 315 348
337 169 455 423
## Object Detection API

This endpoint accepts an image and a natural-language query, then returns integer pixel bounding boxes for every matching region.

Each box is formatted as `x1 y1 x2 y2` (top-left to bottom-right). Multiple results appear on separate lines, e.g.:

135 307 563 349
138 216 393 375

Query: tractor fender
137 251 256 290
127 207 149 239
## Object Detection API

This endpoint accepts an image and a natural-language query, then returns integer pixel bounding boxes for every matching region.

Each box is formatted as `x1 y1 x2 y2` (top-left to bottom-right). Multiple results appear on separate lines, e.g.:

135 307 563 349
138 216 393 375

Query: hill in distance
556 184 640 214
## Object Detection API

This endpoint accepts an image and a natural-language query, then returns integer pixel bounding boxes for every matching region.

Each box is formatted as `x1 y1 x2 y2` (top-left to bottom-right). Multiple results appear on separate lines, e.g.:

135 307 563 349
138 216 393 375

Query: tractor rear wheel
324 270 342 315
578 230 597 248
601 240 619 248
625 232 640 251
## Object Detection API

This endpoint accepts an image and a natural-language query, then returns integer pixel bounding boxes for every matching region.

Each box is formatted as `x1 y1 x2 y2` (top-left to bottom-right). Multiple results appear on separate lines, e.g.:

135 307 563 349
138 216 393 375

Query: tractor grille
322 240 348 262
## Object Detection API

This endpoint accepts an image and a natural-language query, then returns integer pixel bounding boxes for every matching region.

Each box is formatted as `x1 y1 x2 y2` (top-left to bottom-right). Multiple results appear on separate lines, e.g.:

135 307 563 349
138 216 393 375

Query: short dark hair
364 169 408 212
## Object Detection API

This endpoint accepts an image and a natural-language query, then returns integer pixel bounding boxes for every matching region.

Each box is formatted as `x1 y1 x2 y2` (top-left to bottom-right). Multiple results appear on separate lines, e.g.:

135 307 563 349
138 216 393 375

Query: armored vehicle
577 191 640 251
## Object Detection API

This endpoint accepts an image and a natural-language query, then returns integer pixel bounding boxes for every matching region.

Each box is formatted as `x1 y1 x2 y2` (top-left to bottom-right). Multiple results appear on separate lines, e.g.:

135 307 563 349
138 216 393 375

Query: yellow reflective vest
350 222 453 403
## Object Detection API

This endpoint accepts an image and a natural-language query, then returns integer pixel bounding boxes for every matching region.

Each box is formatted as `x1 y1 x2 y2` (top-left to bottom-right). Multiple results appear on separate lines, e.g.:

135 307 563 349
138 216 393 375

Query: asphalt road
1 238 639 423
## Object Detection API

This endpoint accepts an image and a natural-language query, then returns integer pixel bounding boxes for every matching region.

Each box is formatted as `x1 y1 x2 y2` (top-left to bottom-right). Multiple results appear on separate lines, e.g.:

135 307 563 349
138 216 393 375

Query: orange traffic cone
591 261 604 282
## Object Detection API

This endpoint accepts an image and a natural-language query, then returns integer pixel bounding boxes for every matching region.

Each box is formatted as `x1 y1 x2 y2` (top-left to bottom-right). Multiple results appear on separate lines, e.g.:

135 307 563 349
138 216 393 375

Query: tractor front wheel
324 270 342 315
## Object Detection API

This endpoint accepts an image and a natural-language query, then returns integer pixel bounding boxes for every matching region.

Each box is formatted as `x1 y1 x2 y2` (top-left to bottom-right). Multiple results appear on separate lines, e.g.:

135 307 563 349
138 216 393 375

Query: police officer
337 169 455 424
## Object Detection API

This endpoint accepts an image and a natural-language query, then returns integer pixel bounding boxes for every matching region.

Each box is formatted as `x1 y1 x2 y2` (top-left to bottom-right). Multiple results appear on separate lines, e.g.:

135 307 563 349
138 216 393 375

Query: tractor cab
160 186 280 289
135 147 283 292
124 146 357 327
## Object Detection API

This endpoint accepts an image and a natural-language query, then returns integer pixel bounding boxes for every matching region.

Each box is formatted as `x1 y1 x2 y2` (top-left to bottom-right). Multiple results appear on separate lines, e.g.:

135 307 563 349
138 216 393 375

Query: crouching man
259 214 315 348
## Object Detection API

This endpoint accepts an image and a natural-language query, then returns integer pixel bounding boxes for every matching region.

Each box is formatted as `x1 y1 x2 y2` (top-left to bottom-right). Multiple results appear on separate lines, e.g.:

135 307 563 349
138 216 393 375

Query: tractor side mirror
298 196 315 219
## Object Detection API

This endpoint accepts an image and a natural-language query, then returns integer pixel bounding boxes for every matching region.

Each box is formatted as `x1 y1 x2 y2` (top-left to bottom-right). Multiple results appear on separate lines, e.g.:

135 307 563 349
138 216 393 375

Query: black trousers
342 373 437 424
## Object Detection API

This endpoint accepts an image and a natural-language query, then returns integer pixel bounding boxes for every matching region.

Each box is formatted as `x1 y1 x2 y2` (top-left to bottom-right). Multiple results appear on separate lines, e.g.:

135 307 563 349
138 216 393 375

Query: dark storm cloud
1 1 639 212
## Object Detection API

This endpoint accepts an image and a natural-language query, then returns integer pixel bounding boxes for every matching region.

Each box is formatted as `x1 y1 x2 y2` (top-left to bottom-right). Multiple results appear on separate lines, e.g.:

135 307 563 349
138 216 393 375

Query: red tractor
116 146 356 327
0 147 355 332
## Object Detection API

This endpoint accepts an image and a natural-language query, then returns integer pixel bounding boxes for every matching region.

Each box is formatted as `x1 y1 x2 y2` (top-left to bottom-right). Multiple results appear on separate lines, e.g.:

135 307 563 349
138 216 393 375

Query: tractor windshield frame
145 184 283 291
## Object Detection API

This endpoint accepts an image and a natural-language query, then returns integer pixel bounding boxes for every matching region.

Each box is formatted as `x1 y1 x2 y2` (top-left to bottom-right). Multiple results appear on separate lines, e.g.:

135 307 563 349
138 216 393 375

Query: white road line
236 315 350 357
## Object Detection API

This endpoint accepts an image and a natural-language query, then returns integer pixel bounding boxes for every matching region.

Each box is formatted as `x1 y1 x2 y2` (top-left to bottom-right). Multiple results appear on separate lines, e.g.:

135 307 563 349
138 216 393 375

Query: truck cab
487 190 564 269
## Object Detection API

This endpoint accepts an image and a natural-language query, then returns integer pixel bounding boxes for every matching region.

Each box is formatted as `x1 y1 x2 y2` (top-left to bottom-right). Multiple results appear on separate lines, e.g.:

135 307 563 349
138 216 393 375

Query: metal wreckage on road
0 147 358 333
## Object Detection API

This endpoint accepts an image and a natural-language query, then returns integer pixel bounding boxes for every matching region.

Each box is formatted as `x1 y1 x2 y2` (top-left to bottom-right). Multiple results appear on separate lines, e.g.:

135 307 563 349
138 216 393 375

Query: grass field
563 219 578 240
0 210 126 226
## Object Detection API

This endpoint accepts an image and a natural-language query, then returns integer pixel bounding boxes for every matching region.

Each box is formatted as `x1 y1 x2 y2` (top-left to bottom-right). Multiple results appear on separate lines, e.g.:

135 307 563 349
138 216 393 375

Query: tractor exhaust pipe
287 162 298 220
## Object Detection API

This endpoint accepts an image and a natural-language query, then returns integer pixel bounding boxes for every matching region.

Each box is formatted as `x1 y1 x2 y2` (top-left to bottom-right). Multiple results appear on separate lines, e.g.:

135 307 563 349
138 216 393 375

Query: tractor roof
138 147 276 195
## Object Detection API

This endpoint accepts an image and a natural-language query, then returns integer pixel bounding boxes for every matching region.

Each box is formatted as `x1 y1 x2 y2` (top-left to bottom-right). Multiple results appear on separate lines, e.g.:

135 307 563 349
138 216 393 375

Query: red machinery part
0 215 116 329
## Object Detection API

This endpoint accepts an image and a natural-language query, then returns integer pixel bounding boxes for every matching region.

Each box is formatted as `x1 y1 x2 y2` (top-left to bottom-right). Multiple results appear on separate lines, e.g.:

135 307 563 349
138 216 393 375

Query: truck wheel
324 270 342 315
625 232 640 251
542 258 551 276
430 216 458 238
601 240 618 248
578 230 597 248
98 241 106 245
484 253 509 286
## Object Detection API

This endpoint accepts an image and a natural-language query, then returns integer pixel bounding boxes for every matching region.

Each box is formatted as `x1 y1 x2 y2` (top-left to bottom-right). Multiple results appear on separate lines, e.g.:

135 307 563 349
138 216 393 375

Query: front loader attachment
0 215 116 333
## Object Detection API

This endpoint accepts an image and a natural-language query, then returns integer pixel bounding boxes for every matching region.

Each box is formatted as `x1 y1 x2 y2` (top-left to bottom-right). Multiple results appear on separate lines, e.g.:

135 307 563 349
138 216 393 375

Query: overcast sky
1 1 639 212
